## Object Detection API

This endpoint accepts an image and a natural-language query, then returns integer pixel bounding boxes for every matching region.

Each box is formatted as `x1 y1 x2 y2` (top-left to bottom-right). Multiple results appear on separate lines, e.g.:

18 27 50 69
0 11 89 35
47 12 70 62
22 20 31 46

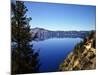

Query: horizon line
30 27 96 31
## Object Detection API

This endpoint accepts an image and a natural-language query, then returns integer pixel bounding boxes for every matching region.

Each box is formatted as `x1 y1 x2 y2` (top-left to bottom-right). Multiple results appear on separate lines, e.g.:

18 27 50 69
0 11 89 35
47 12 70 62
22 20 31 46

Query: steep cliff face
31 28 90 40
59 31 96 71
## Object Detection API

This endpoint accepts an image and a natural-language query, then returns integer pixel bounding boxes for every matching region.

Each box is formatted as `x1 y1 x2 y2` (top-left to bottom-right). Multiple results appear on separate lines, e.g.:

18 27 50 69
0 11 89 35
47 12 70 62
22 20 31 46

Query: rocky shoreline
59 31 96 71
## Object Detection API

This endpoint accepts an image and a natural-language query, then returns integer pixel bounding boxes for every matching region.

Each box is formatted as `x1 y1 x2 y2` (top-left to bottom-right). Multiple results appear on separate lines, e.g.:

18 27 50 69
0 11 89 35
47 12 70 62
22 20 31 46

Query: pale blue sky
24 1 96 31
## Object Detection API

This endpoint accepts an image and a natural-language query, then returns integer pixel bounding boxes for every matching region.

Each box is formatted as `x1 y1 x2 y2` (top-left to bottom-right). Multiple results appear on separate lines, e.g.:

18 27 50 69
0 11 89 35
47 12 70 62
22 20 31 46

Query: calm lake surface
32 38 82 72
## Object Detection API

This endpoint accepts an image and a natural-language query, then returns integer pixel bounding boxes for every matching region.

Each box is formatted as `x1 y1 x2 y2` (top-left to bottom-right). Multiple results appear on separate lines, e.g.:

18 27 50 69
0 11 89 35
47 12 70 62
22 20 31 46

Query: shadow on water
32 37 83 72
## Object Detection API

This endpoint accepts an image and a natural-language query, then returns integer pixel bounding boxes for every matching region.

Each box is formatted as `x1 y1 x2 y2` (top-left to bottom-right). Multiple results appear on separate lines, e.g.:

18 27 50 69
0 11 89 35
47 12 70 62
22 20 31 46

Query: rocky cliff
59 31 96 71
31 28 90 41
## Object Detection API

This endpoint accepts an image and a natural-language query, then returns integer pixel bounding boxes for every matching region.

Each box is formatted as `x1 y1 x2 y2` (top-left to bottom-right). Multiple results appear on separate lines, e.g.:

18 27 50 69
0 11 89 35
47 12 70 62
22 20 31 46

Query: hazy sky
24 1 96 31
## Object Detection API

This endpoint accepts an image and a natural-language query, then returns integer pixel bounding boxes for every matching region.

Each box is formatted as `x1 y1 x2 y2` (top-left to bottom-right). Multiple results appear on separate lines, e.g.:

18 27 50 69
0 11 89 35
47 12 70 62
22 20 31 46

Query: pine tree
11 1 40 74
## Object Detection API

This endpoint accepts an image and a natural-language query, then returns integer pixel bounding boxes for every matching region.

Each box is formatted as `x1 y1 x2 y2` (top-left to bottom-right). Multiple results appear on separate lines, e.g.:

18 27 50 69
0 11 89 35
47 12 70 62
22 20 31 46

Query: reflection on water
32 38 83 72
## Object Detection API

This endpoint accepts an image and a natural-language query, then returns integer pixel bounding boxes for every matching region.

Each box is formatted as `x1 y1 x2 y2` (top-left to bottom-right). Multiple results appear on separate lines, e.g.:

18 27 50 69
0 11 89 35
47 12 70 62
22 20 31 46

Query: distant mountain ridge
31 27 94 41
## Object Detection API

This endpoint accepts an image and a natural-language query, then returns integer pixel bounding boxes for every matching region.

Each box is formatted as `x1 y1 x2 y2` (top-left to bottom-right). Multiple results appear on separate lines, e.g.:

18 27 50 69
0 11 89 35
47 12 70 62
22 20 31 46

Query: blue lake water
32 38 82 72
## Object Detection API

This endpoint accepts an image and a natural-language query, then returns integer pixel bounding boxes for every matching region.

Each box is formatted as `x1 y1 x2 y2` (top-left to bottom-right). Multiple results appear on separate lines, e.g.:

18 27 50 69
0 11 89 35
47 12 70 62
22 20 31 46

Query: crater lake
32 38 83 72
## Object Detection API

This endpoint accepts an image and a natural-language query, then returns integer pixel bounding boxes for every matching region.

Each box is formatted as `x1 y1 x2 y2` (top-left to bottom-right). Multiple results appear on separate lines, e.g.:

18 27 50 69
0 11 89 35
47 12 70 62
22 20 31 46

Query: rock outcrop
31 28 90 41
59 31 96 71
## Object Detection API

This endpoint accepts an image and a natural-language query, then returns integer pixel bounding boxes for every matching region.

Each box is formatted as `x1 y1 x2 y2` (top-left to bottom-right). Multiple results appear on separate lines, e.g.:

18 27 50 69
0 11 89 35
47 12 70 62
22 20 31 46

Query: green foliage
88 30 95 39
74 41 84 55
74 30 96 55
93 38 96 48
89 31 96 48
59 31 96 71
11 1 40 74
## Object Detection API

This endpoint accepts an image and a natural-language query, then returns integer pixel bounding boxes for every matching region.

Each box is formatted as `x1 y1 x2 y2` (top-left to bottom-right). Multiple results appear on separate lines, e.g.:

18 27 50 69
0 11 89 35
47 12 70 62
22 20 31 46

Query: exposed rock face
59 31 96 71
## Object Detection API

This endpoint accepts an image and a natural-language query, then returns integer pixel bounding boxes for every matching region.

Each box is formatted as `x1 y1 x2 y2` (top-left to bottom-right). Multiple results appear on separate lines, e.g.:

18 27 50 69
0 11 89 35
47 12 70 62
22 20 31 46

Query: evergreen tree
11 1 40 74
